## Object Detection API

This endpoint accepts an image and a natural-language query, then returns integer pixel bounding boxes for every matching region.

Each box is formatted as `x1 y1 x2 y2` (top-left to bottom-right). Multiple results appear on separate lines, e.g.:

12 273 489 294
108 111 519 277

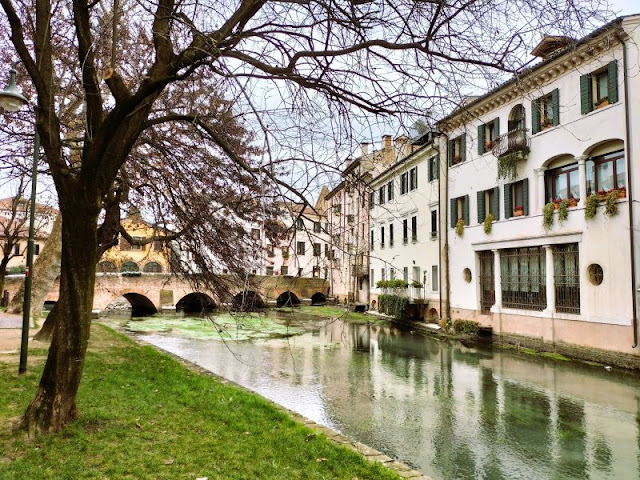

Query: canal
102 311 640 479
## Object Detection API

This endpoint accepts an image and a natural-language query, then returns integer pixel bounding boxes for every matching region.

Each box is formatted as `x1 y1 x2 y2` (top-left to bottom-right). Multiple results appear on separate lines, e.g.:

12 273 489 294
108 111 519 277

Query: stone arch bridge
4 274 331 315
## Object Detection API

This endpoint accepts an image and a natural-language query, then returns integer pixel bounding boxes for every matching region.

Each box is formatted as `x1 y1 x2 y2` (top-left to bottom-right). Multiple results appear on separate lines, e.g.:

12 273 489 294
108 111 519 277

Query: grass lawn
277 305 386 325
0 324 400 480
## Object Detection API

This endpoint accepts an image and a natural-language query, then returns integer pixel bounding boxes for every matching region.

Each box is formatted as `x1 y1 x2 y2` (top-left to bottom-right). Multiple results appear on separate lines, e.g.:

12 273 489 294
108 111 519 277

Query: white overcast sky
613 0 637 15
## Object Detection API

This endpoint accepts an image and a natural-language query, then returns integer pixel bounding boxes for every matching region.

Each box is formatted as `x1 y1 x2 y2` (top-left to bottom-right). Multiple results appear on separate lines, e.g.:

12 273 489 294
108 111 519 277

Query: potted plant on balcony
485 140 495 151
543 202 554 229
453 154 462 164
568 196 579 207
585 193 599 219
618 186 627 198
558 198 570 222
595 96 609 109
542 116 554 129
513 205 524 217
605 189 620 217
455 218 465 237
411 280 423 288
483 212 495 234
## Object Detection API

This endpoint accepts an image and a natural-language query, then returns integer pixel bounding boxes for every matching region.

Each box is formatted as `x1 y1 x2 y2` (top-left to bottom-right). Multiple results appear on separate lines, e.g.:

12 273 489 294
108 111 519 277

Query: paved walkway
0 312 37 353
0 311 22 328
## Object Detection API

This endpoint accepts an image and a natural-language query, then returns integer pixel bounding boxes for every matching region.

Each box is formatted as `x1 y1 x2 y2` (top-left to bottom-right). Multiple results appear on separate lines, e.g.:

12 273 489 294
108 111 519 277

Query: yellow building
99 215 172 274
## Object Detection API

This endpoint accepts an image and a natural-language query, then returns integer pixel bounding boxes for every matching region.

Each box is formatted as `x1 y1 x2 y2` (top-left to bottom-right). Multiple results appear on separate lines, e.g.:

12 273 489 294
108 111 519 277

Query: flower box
513 207 524 217
595 98 609 109
485 141 495 150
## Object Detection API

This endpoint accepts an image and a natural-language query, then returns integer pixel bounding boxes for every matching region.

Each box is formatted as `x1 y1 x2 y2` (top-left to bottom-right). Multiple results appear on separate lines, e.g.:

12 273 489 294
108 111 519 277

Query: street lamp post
0 64 37 374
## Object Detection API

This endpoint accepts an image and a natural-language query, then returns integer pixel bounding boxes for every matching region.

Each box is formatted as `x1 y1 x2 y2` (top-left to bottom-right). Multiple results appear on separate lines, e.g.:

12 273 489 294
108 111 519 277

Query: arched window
121 261 139 273
143 262 163 273
508 104 525 131
98 261 117 273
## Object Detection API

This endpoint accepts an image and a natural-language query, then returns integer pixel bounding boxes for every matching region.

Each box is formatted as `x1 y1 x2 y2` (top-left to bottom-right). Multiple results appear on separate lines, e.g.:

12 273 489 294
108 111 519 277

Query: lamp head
0 68 29 112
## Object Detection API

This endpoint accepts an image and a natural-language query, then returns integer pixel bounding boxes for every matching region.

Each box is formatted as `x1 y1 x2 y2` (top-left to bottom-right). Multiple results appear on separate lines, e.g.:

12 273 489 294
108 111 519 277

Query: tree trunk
0 257 10 305
23 206 98 434
9 214 62 321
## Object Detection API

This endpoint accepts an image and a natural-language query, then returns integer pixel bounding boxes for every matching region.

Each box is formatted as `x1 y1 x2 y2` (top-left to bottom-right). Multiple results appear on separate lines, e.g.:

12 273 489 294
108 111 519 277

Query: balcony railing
492 128 530 158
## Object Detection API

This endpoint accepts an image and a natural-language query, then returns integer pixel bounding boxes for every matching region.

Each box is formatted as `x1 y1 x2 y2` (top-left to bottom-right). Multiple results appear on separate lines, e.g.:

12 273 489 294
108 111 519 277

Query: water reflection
134 318 640 480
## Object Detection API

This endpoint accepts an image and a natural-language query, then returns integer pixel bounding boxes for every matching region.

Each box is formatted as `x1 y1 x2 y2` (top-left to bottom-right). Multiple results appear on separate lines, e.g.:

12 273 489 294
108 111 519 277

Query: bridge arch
311 292 326 306
276 291 301 307
232 290 265 311
122 293 157 316
176 292 216 313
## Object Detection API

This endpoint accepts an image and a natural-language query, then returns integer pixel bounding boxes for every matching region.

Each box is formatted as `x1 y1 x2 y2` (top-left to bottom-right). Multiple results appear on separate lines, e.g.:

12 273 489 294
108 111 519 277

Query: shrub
483 213 495 234
378 294 408 318
452 319 479 335
376 279 408 289
455 218 465 237
7 265 26 274
557 198 570 222
605 189 619 217
411 280 423 288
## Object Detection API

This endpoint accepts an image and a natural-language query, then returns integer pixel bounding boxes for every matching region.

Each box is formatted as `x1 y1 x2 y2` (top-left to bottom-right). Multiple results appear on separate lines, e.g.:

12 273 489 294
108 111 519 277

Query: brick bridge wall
4 274 330 313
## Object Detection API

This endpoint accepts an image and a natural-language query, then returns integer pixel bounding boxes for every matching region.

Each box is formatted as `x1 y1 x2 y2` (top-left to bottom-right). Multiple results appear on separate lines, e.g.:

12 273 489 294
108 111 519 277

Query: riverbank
0 324 408 479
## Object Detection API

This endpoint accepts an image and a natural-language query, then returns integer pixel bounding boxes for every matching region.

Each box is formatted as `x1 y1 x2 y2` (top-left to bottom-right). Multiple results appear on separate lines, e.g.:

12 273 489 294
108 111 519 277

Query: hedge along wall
378 294 409 318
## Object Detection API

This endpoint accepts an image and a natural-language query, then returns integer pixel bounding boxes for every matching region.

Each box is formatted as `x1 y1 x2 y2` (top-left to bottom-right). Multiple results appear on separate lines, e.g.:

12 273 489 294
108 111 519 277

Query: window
312 266 320 278
99 261 117 273
378 185 385 205
281 266 289 275
580 61 618 114
120 237 131 251
297 267 303 277
381 267 386 281
143 262 162 273
35 244 40 255
403 218 408 244
409 166 418 191
153 240 163 251
380 226 385 248
500 246 546 311
430 210 437 238
296 218 304 230
390 268 395 280
370 229 374 249
313 243 321 256
296 241 305 255
251 228 261 240
411 216 417 242
449 195 470 228
403 267 409 283
387 181 394 201
479 251 495 313
267 244 275 257
324 243 329 257
545 163 579 203
428 156 439 181
13 244 20 255
504 179 529 218
281 246 289 259
477 118 500 155
131 236 144 250
508 104 525 131
121 261 139 273
477 187 500 223
266 266 274 276
412 266 420 283
370 269 374 285
400 172 409 194
333 204 341 215
448 134 466 166
586 150 625 195
554 244 580 314
369 192 375 209
313 222 321 233
389 223 394 247
532 89 559 134
432 265 439 292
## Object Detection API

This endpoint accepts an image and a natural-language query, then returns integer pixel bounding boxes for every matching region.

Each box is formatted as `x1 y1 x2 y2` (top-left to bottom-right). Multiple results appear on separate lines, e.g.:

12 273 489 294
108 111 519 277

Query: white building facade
368 132 442 319
438 16 640 356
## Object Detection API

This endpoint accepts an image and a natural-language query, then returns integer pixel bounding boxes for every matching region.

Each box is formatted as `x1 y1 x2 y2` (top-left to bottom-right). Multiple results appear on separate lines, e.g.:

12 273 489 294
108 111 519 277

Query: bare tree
0 0 610 433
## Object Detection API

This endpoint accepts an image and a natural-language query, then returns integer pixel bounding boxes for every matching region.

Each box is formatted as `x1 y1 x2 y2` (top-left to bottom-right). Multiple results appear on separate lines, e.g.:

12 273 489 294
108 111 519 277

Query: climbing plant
604 189 619 216
455 218 465 237
483 213 495 234
557 198 570 222
497 147 529 181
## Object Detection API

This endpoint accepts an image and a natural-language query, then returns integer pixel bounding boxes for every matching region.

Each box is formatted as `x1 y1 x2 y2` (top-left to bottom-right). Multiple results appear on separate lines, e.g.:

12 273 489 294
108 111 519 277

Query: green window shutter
531 99 540 134
448 140 454 166
492 186 500 220
477 190 485 224
435 156 439 179
580 74 593 114
461 134 467 162
463 195 470 226
477 124 486 155
428 156 433 181
504 183 512 219
450 198 457 228
522 178 530 216
493 117 500 140
552 88 560 126
608 60 619 104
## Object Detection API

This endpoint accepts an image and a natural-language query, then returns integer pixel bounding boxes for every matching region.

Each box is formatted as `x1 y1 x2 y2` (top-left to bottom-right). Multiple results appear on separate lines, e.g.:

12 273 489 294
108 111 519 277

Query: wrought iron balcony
491 128 530 158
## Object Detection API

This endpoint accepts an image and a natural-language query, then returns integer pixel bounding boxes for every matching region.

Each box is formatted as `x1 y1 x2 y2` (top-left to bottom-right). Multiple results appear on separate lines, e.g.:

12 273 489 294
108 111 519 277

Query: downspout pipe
617 31 638 348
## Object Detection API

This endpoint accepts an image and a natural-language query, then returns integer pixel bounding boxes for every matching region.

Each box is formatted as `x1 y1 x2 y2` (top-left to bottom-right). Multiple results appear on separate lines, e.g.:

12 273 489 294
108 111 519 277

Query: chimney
382 135 392 150
360 142 370 156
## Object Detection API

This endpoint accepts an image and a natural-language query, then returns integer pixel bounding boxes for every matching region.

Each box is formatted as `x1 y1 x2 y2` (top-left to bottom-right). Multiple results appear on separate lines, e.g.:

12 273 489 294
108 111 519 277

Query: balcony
491 128 530 158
